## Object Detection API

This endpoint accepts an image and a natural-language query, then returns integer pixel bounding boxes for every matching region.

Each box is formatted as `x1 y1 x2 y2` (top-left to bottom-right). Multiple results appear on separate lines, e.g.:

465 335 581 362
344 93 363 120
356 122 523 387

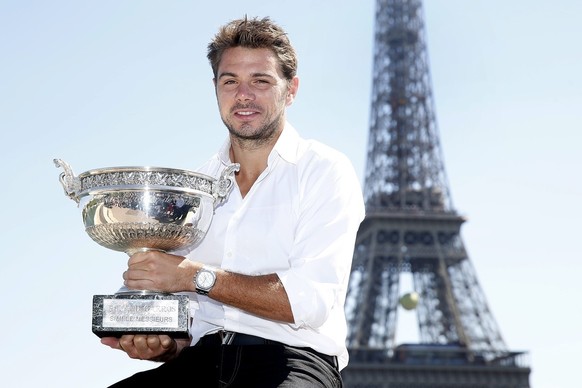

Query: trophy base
92 293 190 338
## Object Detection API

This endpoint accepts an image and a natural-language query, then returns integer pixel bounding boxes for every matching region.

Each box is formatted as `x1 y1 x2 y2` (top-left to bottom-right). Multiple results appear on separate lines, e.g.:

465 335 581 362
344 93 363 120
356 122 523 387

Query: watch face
198 270 215 289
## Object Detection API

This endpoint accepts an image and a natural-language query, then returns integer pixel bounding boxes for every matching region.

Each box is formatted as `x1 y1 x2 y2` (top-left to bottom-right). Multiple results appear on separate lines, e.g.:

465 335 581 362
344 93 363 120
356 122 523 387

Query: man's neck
229 128 283 197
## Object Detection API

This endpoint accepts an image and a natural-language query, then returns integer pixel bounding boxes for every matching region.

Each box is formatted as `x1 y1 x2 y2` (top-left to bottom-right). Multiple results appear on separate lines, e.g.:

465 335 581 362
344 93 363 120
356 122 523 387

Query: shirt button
226 251 233 258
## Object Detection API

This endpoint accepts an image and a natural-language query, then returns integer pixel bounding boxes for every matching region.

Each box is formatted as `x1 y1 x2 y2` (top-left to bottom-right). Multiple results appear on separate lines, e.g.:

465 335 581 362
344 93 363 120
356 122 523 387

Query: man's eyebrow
250 72 276 79
218 72 237 79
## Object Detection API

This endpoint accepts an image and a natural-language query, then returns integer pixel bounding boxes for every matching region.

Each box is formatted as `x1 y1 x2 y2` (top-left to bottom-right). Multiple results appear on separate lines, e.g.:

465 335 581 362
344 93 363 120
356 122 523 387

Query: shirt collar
271 122 300 165
217 121 301 166
217 137 232 165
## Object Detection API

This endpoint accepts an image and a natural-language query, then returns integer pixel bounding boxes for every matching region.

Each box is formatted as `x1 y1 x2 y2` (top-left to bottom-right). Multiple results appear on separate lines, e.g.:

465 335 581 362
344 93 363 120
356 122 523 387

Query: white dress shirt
185 122 365 370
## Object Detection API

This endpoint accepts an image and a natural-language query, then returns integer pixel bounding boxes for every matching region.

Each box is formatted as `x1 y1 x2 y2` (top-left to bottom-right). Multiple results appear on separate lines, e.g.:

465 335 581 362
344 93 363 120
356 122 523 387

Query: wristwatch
194 266 217 295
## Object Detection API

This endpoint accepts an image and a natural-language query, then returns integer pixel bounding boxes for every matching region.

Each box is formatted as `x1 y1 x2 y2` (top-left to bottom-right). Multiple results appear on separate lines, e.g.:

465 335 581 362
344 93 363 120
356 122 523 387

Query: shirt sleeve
277 150 365 329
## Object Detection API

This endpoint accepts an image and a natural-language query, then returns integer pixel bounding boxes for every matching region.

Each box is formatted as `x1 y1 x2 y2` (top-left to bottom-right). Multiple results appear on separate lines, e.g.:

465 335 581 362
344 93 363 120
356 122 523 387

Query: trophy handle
213 163 240 205
54 158 81 204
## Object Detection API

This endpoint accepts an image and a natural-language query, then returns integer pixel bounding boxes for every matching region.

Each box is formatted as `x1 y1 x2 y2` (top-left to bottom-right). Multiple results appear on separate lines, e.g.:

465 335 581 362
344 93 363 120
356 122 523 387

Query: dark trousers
109 342 343 387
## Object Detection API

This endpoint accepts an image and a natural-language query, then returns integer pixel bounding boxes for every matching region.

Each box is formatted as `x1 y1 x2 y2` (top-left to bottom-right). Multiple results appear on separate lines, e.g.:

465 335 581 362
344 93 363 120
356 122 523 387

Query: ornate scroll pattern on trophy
54 158 239 338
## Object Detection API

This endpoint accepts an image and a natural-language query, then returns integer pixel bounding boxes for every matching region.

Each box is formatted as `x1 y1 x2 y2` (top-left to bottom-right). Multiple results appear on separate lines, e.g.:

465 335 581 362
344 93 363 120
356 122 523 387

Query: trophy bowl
55 159 239 338
55 159 239 255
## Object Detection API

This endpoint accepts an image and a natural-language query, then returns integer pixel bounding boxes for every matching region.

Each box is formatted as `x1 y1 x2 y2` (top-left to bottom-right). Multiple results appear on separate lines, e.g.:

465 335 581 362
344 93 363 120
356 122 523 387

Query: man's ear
286 76 299 106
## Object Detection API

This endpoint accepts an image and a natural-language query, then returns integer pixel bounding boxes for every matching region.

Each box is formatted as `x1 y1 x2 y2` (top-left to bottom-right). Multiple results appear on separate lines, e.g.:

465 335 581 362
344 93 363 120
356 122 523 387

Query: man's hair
207 16 298 82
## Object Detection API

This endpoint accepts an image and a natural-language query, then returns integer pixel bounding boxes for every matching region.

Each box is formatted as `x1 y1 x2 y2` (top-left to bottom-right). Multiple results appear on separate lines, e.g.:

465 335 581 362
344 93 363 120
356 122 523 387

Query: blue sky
1 1 580 387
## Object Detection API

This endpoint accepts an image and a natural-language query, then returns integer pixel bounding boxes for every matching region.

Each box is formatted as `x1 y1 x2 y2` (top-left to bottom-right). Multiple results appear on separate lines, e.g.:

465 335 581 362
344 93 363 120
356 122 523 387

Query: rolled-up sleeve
277 151 365 328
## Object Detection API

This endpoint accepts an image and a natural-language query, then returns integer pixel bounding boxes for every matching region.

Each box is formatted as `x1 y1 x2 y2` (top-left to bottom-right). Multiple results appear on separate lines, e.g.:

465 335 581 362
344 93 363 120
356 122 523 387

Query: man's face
214 47 298 144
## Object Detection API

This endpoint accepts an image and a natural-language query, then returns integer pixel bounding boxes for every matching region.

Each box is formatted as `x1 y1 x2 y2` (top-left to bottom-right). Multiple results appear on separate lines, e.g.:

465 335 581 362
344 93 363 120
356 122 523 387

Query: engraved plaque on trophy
55 159 238 338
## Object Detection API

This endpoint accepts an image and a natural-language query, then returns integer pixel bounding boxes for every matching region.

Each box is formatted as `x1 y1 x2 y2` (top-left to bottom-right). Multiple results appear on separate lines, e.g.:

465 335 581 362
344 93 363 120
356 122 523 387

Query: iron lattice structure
342 0 530 386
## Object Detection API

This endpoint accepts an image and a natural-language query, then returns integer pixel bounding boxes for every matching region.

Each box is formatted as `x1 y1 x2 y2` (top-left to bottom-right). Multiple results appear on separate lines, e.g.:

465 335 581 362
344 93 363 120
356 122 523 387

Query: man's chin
224 116 283 143
227 123 263 139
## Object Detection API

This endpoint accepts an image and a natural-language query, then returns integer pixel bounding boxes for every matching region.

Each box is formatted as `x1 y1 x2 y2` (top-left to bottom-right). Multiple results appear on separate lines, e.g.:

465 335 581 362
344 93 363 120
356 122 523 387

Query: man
102 16 365 387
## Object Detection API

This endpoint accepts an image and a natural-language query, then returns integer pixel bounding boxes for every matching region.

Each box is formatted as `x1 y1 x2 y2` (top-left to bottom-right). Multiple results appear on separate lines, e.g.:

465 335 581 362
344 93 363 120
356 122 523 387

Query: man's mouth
233 108 261 120
232 103 261 116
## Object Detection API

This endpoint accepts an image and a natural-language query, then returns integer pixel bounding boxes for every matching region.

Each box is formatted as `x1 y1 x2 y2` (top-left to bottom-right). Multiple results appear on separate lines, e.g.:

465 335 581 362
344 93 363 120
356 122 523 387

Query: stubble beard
222 105 285 150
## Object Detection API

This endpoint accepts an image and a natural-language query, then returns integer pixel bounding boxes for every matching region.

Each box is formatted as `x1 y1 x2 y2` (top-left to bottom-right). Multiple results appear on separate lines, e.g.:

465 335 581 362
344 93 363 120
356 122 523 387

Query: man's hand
123 250 196 293
101 335 190 362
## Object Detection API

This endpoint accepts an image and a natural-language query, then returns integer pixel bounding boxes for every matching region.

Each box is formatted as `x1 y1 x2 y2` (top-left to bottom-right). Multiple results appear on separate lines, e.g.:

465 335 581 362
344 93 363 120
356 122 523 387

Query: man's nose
236 83 254 101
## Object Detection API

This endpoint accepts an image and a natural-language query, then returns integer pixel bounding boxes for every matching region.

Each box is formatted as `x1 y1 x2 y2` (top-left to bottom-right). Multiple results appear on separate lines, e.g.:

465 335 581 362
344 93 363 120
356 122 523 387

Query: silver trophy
55 159 239 338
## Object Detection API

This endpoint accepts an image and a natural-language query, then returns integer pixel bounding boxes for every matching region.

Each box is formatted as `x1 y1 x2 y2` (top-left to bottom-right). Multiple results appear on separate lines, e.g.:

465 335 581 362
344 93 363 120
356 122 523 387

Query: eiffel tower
341 0 531 387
